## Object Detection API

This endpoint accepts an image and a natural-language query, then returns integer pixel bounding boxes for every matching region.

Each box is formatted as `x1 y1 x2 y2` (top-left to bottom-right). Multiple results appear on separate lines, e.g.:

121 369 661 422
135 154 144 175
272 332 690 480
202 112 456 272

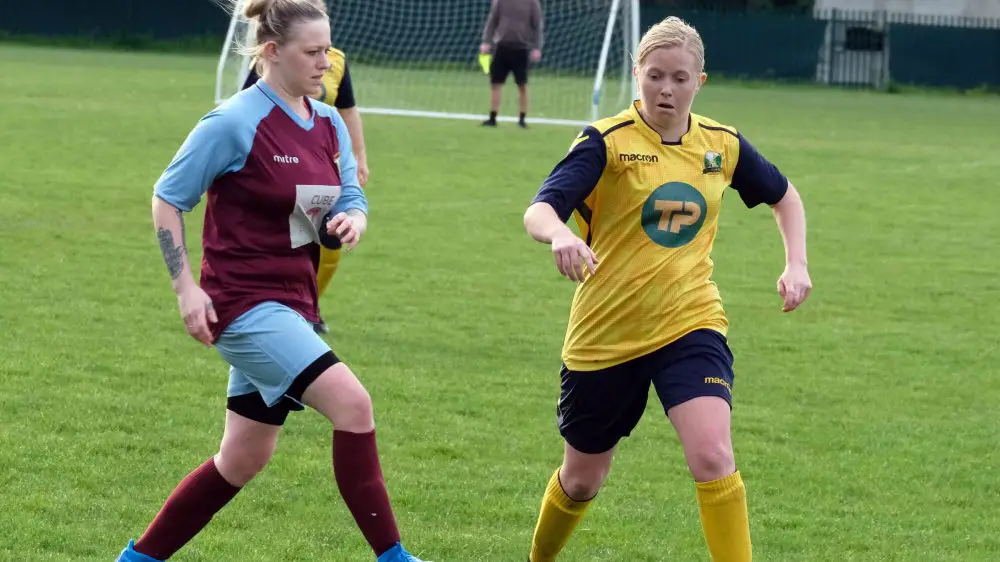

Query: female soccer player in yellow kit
522 16 812 562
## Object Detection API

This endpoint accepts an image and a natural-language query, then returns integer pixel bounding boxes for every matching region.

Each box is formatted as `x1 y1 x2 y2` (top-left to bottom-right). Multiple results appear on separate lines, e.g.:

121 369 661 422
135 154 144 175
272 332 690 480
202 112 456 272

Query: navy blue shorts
557 329 735 455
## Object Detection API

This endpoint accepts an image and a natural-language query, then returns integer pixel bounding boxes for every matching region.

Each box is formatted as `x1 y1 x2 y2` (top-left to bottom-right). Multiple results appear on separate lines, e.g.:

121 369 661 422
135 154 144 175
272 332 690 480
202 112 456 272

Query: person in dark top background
479 0 544 128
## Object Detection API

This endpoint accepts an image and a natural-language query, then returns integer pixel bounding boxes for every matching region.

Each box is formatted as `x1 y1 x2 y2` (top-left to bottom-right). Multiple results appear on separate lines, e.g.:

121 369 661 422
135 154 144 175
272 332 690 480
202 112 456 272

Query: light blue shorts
215 301 332 407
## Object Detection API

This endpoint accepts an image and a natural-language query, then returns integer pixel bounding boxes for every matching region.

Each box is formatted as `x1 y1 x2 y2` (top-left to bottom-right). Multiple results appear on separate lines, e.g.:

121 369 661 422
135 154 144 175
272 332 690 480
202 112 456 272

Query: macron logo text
619 153 658 163
273 154 300 164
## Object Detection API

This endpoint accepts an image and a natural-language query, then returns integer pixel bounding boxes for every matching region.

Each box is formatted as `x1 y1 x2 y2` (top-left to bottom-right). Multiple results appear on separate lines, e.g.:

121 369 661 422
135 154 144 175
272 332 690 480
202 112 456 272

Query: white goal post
215 0 254 107
216 0 641 127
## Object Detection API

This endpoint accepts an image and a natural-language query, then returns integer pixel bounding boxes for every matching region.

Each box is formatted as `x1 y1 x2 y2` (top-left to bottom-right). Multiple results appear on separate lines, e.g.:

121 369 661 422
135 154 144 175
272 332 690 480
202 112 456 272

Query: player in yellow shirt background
244 46 369 333
521 16 812 562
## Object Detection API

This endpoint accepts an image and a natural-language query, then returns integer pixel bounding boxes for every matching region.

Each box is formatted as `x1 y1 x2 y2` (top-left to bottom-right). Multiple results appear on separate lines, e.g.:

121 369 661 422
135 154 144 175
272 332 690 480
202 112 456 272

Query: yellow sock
529 469 593 562
696 470 752 562
315 246 342 298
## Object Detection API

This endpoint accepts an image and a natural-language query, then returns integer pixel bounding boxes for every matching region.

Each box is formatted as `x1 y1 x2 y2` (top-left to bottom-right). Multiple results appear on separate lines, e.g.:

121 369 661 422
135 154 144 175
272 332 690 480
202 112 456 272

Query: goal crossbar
215 0 641 127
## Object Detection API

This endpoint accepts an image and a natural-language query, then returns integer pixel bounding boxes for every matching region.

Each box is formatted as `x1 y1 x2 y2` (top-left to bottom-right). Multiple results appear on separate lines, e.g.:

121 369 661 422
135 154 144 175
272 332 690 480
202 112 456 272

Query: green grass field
1 44 999 561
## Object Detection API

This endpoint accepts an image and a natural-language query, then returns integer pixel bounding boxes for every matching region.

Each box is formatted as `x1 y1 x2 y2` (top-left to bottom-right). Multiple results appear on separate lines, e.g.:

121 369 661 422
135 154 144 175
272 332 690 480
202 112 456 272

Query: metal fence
813 8 1000 90
637 5 1000 90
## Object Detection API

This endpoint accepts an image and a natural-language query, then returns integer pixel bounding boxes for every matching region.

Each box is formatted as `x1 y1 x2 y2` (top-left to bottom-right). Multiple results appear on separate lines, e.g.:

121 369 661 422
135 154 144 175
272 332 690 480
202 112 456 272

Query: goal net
216 0 641 127
214 0 254 106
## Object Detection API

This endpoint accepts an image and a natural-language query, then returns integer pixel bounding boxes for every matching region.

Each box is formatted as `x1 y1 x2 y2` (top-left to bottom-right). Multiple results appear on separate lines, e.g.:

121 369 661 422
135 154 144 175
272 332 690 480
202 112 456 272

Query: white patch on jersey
289 184 342 248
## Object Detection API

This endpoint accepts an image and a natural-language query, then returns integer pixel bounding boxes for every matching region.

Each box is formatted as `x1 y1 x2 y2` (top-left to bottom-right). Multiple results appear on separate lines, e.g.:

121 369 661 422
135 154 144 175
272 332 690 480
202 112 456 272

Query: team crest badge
703 151 722 174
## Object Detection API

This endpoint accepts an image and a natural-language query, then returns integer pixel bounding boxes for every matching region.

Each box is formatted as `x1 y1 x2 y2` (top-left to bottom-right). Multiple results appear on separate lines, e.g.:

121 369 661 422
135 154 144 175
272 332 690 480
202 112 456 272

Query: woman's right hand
551 233 598 283
178 285 217 347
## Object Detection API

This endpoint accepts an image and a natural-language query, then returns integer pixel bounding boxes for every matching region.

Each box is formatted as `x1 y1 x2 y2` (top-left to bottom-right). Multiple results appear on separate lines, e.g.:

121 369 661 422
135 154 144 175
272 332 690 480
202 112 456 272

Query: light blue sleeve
328 109 368 216
153 109 251 212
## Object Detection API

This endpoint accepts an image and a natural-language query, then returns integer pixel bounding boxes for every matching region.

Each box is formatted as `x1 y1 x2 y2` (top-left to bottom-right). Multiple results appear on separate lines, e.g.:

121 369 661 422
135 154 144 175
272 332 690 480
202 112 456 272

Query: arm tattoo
157 210 187 280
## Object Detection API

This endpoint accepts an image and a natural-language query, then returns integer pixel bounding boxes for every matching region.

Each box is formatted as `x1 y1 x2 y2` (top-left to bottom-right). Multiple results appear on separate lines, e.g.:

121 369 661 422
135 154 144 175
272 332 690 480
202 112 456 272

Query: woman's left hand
326 212 361 251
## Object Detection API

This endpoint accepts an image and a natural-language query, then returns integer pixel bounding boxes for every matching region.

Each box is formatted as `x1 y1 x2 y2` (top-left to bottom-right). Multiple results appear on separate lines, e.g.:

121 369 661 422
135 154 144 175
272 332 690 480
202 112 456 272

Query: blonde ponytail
243 0 273 19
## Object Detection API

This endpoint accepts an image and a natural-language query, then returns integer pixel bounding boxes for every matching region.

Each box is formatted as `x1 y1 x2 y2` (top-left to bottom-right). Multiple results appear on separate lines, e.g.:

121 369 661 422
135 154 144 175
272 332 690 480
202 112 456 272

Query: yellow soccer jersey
243 48 356 109
532 101 788 371
315 48 356 109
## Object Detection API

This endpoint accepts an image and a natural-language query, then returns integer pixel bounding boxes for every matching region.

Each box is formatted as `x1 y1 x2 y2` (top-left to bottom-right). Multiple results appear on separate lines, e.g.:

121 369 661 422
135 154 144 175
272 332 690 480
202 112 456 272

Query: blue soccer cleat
377 542 431 562
116 540 162 562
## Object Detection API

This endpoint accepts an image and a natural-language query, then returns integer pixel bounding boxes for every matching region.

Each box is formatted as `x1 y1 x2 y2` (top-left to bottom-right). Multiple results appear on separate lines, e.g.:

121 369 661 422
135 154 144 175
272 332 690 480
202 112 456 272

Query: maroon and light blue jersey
154 81 367 341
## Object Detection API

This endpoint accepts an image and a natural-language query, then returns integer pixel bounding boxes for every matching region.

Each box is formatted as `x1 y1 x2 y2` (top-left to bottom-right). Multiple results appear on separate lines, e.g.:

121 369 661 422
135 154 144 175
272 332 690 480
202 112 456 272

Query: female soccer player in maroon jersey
116 1 428 561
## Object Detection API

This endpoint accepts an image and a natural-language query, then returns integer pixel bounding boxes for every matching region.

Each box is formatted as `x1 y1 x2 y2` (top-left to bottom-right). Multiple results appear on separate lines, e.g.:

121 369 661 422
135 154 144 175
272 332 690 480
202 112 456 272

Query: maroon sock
134 457 241 559
333 430 401 556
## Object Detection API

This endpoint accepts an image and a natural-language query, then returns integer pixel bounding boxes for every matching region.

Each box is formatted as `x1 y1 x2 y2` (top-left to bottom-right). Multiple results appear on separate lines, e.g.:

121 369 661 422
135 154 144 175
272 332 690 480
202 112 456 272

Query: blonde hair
635 16 705 72
224 0 328 73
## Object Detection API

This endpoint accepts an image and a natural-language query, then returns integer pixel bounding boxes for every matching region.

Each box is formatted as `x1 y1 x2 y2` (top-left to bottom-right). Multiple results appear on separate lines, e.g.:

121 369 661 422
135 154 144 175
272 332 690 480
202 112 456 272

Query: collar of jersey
628 101 692 146
254 80 316 131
